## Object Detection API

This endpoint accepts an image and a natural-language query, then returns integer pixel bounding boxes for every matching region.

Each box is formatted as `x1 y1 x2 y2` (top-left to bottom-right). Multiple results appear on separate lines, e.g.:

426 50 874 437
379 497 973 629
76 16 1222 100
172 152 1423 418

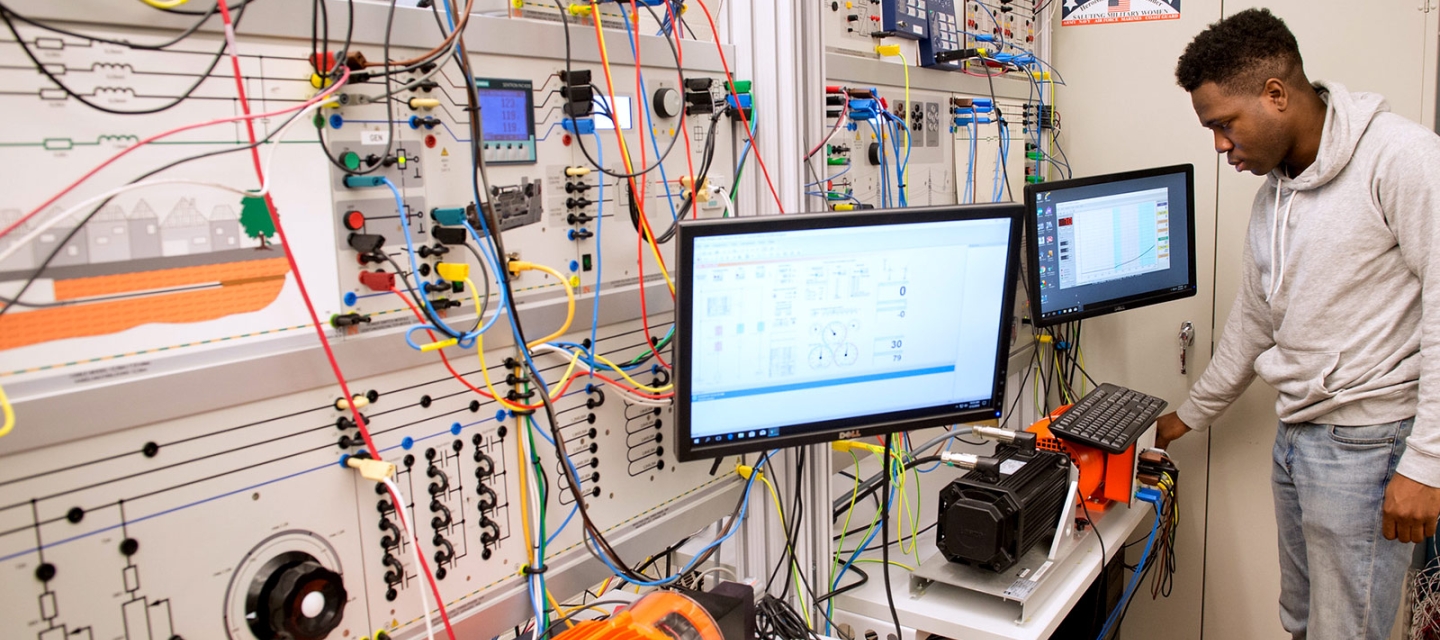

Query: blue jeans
1272 419 1414 640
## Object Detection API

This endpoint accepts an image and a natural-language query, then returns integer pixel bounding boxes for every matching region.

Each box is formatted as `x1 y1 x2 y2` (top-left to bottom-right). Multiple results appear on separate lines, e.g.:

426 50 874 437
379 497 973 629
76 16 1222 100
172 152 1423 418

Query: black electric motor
935 444 1071 573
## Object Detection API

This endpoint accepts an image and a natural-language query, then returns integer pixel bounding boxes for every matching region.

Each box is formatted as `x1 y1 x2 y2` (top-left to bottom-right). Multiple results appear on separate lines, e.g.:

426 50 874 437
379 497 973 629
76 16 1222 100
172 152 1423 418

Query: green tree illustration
239 194 276 249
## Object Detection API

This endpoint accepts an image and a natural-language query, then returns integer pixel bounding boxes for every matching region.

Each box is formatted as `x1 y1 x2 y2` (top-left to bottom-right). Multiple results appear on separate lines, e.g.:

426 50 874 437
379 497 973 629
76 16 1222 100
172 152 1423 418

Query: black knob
245 554 347 640
566 197 592 209
565 182 592 193
567 213 594 225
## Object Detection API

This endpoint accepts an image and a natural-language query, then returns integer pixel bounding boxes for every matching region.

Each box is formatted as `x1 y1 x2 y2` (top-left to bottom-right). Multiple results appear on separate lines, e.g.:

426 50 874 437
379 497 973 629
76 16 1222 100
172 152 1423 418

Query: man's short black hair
1175 8 1304 94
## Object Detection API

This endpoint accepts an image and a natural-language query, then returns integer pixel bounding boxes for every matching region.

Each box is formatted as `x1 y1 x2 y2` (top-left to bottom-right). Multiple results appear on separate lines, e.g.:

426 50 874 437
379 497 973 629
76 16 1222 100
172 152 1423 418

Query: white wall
1058 2 1439 639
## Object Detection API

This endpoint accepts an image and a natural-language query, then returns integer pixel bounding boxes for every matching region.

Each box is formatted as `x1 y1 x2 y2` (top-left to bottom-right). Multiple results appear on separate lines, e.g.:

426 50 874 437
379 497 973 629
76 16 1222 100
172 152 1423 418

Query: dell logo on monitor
838 429 861 439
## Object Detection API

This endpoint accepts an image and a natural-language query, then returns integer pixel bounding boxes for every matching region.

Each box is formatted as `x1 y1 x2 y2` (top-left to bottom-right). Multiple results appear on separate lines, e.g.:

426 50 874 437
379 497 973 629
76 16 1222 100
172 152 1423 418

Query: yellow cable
497 266 575 348
464 276 579 412
514 412 537 572
0 382 13 439
757 472 812 628
589 352 674 393
830 451 862 583
583 0 676 297
852 558 916 572
138 0 189 8
899 51 910 204
546 591 577 629
474 334 581 413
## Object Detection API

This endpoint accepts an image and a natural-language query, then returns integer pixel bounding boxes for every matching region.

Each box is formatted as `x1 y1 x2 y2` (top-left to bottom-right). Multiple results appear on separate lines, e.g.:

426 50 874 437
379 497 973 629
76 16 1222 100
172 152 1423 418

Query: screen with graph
1024 164 1196 327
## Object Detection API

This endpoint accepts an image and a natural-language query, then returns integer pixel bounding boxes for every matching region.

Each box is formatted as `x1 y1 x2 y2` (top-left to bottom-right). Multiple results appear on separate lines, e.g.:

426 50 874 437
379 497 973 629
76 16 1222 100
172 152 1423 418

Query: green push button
341 151 361 171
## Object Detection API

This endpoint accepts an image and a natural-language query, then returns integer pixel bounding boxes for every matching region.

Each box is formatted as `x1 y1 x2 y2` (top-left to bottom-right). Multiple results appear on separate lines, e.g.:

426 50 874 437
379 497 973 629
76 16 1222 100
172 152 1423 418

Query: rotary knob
245 553 347 640
653 87 683 119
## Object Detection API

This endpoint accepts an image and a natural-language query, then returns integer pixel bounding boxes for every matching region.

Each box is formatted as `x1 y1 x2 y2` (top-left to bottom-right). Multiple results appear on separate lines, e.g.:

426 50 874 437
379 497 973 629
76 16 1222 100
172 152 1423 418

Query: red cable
5 72 348 240
660 0 697 213
691 0 785 214
390 290 671 400
211 3 458 637
630 3 648 215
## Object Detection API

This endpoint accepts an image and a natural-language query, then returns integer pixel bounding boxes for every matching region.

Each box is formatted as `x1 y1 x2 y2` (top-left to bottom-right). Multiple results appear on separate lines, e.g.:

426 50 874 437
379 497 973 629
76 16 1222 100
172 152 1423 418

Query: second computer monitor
1024 164 1197 327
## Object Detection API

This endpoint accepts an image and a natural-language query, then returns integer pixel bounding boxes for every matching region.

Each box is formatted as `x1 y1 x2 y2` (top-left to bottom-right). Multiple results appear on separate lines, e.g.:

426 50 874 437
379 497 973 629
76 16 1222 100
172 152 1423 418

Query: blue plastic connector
343 175 386 188
432 207 468 226
847 98 881 121
561 118 596 135
1136 487 1164 506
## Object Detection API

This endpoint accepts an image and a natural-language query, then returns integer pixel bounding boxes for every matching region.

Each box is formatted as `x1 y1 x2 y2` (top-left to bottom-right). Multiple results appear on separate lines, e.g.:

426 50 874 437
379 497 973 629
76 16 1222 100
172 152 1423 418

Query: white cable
382 478 438 640
531 344 672 406
715 186 736 219
511 410 547 627
0 99 324 268
695 564 738 586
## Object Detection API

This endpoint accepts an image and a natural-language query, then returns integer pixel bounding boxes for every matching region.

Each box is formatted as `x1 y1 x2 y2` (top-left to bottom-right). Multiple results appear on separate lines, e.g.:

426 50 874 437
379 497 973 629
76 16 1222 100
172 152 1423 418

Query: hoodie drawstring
1267 180 1298 302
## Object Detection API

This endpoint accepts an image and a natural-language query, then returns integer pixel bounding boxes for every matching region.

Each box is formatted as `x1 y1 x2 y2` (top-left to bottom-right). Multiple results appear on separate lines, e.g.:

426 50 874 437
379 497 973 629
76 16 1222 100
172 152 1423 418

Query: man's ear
1264 77 1289 112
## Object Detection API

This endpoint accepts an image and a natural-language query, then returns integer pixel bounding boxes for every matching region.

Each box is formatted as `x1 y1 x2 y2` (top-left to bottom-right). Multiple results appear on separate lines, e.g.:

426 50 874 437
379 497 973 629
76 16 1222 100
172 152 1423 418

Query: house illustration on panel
209 204 242 250
160 198 210 256
127 199 162 260
0 209 34 272
88 204 132 263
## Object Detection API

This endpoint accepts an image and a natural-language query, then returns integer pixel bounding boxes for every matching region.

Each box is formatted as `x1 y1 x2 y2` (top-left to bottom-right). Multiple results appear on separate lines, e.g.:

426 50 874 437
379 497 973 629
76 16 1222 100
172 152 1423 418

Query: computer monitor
1024 164 1197 327
674 205 1025 462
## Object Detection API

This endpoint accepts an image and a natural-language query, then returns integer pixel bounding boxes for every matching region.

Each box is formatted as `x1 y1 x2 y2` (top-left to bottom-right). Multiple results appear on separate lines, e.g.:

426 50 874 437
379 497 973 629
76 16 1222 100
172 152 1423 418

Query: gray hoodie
1175 81 1440 487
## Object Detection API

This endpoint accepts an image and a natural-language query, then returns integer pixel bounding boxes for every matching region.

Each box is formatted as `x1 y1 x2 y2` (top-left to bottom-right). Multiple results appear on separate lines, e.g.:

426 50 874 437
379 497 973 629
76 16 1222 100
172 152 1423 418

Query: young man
1160 8 1440 639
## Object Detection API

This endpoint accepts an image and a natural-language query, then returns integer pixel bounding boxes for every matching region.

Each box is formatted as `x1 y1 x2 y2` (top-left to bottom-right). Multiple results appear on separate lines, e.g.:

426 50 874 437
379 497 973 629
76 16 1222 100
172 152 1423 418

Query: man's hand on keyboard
1155 412 1191 450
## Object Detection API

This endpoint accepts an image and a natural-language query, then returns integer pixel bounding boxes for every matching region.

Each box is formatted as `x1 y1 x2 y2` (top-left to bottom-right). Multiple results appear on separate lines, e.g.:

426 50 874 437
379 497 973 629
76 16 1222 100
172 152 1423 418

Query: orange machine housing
1026 406 1136 509
552 592 724 640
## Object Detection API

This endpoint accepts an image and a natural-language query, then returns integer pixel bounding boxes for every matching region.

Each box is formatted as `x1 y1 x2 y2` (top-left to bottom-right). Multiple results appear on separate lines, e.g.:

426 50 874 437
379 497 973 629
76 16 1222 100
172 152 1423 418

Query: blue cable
805 164 850 188
826 473 901 633
594 451 771 587
885 113 911 207
589 131 604 378
1096 489 1165 640
618 10 681 223
381 177 478 348
806 191 862 204
867 119 889 207
546 505 579 548
961 120 977 204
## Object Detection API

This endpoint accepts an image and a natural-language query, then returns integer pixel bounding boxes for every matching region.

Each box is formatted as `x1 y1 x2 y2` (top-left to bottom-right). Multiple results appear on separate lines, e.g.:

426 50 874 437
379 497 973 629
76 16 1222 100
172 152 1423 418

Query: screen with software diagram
674 205 1024 461
1025 164 1196 327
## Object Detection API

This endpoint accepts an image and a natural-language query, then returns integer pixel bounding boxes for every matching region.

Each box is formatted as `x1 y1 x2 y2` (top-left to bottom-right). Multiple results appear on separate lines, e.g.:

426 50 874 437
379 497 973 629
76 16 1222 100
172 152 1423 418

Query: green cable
730 110 759 204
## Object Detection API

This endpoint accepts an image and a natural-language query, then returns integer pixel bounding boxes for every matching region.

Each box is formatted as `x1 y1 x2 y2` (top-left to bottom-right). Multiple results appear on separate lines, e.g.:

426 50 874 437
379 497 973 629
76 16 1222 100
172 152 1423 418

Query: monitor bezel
674 205 1025 462
1023 164 1198 328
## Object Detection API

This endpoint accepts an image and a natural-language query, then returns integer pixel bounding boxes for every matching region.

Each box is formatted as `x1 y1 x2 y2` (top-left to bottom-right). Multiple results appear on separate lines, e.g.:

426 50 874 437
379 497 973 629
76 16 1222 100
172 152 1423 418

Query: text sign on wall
1062 0 1180 26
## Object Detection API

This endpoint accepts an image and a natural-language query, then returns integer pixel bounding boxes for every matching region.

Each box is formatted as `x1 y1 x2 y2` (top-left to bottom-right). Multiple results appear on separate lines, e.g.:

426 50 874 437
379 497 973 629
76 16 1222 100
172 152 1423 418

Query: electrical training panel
0 2 752 639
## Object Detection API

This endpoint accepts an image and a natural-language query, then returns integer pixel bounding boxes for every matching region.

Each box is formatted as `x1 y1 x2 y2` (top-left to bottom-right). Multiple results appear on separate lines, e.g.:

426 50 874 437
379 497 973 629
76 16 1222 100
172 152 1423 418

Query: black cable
554 0 686 182
0 103 311 322
0 0 228 49
450 5 727 585
0 0 242 115
143 0 249 15
880 432 904 640
814 565 867 603
837 522 938 556
1078 488 1108 634
535 599 634 640
983 59 1014 202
